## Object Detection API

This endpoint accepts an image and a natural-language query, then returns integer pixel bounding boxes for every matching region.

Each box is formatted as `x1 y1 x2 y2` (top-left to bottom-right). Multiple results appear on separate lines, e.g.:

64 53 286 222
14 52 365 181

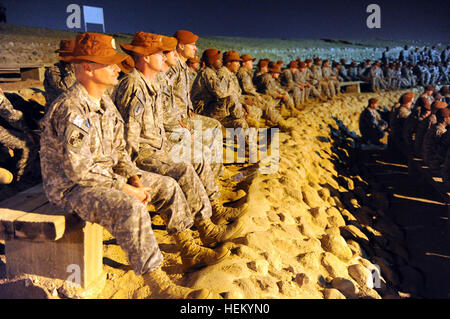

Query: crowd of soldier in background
359 86 449 186
0 30 448 297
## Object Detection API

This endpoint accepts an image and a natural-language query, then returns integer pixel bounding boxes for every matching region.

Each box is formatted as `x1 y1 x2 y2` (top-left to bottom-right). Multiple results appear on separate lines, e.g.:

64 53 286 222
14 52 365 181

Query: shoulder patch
66 125 86 150
166 68 176 80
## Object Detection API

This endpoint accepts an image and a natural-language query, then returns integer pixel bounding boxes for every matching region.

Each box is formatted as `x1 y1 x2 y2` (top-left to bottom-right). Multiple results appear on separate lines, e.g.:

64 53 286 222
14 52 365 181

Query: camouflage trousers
0 125 35 178
283 86 304 107
243 94 282 125
300 85 322 101
63 170 193 276
184 113 224 177
420 72 431 86
371 77 389 92
136 146 219 221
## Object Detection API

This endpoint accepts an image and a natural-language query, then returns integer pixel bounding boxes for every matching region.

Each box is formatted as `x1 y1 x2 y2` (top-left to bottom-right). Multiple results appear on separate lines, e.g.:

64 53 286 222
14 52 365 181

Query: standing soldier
43 39 77 109
441 45 450 63
39 32 215 298
399 45 410 63
418 61 431 86
381 47 393 64
411 47 421 65
0 88 37 181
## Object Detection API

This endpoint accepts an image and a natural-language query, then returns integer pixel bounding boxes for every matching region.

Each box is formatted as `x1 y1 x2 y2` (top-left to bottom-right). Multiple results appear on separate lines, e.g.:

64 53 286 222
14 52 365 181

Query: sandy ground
3 86 439 299
0 24 448 299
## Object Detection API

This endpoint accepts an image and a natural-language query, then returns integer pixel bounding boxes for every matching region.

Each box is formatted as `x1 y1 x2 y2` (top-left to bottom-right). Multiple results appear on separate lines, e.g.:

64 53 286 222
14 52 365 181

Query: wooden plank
13 211 66 241
0 209 28 239
0 184 49 212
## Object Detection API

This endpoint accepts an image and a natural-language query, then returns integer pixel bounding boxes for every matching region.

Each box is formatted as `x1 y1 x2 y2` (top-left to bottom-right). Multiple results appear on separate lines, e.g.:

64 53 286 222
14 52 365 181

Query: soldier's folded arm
113 81 144 162
112 111 142 181
0 90 29 132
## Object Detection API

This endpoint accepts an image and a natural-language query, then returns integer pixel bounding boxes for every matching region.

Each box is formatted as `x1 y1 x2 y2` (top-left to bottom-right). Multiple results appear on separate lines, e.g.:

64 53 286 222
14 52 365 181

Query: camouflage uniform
40 81 193 276
236 67 282 124
43 61 76 109
167 57 223 167
369 67 389 92
322 66 340 97
359 106 388 144
280 68 304 106
256 73 296 113
422 122 447 171
191 66 248 129
389 106 411 150
293 69 322 100
0 90 36 179
113 69 220 220
217 66 262 124
414 114 435 157
311 65 333 98
187 69 197 90
155 72 223 178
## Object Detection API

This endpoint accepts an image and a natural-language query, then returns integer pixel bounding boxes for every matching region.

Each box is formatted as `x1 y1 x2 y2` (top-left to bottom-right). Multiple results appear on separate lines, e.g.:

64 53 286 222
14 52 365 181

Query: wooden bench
0 64 46 82
0 184 105 296
340 81 365 93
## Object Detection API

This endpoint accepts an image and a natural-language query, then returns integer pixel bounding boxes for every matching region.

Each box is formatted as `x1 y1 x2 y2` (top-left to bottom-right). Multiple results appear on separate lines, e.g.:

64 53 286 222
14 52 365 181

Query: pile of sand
0 83 423 299
92 90 416 299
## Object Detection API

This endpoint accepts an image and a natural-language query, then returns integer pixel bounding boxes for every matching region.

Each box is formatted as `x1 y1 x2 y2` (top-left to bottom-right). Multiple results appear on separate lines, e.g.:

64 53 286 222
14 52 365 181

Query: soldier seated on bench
0 88 39 182
39 32 229 299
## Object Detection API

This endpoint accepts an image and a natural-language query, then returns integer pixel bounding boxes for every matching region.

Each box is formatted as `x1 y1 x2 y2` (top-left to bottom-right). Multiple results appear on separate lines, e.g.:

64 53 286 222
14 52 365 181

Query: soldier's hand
123 184 151 204
128 175 143 188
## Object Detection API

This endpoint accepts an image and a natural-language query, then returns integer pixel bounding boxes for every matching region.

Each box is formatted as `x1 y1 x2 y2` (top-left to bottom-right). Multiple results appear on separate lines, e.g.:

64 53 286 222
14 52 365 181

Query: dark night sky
2 0 449 42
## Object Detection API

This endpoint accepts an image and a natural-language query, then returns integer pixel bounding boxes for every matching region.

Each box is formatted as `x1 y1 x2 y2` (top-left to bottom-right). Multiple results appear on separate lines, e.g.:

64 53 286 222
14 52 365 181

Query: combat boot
278 119 294 132
195 217 244 247
173 229 230 272
143 266 211 299
220 188 247 202
210 200 248 225
0 167 13 184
